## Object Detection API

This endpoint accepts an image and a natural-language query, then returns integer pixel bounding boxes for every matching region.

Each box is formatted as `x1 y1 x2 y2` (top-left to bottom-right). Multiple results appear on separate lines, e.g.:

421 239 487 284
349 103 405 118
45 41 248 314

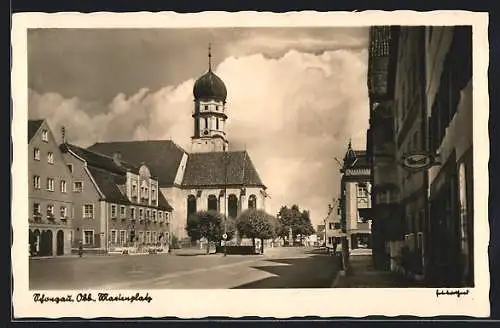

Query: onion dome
193 44 227 102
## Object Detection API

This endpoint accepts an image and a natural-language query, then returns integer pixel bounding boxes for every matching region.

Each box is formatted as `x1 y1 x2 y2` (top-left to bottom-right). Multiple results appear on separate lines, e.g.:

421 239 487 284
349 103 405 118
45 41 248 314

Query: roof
61 143 139 175
28 119 44 143
87 140 186 187
62 143 173 211
182 151 266 189
87 166 130 204
351 150 369 169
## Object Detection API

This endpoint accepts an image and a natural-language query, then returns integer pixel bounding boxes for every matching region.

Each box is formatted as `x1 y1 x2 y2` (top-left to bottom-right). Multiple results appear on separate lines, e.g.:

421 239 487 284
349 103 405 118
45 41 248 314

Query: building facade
88 47 268 242
366 26 404 271
60 142 173 254
339 142 372 251
426 26 473 287
368 26 474 287
28 120 73 257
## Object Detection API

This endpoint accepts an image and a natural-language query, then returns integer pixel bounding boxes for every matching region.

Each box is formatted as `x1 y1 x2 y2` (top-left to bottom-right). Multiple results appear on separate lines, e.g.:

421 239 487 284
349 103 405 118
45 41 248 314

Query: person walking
78 241 83 258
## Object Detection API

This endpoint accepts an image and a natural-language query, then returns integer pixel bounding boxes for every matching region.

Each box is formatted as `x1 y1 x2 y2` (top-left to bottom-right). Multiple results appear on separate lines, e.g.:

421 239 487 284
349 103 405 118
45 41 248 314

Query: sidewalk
332 255 425 288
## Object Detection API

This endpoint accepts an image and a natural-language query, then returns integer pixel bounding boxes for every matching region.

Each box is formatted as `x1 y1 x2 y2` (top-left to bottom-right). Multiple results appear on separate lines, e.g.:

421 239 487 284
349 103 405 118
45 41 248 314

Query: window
158 211 162 220
34 148 40 160
46 178 55 191
33 175 41 189
146 231 151 243
152 188 156 201
152 210 156 221
60 206 67 218
60 180 67 193
47 152 54 164
207 194 218 212
329 223 334 230
67 163 73 173
47 204 54 217
146 210 150 219
187 195 197 219
119 230 126 245
111 205 117 218
152 231 157 243
83 230 94 245
132 184 137 195
73 181 83 192
139 231 144 244
357 185 368 198
41 129 48 142
110 230 117 244
139 208 144 219
130 207 135 219
83 204 94 219
204 117 208 129
204 105 208 111
216 118 219 130
120 206 126 218
33 203 41 216
248 194 257 209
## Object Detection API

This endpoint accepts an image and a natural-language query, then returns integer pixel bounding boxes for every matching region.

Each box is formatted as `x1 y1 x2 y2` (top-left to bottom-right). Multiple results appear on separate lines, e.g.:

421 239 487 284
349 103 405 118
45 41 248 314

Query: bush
171 234 181 249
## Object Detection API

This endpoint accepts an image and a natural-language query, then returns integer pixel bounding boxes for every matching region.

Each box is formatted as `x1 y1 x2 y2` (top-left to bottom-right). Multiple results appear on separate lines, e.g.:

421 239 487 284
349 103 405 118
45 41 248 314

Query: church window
248 194 257 209
228 194 238 218
187 195 197 219
207 194 218 212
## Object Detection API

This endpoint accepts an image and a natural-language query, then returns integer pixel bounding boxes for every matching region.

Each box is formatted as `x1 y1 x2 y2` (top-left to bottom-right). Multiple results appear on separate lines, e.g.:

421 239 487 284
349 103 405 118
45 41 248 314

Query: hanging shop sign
401 151 440 172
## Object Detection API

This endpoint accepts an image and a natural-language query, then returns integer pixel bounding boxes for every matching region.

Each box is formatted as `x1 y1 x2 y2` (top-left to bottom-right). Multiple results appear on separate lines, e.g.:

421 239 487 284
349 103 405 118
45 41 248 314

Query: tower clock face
203 129 209 136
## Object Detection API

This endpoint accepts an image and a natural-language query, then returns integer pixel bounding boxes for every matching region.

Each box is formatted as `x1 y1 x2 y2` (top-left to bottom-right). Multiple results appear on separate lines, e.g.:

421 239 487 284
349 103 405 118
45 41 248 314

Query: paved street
30 247 340 290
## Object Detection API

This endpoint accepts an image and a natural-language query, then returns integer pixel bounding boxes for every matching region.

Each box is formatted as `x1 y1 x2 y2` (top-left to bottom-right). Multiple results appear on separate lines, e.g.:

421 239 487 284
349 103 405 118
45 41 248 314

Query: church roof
88 140 186 187
28 119 44 143
182 151 266 189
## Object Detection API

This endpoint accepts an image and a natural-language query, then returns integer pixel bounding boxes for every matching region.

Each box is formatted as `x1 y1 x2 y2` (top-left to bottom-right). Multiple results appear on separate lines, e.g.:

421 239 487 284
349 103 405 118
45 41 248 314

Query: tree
185 210 225 254
276 205 315 245
236 209 277 254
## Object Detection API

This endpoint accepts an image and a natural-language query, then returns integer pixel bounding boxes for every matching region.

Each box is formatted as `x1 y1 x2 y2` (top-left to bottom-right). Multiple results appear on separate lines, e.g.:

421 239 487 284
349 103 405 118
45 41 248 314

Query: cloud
29 48 369 225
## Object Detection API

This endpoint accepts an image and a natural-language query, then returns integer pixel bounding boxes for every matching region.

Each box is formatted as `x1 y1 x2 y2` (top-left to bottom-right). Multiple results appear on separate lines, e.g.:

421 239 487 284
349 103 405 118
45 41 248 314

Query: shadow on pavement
232 254 340 289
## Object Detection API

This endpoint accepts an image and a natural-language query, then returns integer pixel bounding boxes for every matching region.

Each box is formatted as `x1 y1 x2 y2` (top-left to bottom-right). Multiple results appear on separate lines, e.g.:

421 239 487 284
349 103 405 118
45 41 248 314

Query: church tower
191 44 229 153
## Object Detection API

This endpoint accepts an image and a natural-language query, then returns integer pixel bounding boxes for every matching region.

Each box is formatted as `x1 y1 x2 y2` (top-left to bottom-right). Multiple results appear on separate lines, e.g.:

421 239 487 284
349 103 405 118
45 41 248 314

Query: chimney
113 152 122 166
61 126 66 144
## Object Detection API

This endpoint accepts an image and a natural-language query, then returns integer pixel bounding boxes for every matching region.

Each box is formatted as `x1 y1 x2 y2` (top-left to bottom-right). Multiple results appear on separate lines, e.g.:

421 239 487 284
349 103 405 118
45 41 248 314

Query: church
88 47 269 241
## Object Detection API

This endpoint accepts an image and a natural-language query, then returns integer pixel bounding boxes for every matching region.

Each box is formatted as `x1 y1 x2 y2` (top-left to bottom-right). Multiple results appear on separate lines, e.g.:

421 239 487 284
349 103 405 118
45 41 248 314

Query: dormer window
41 130 48 142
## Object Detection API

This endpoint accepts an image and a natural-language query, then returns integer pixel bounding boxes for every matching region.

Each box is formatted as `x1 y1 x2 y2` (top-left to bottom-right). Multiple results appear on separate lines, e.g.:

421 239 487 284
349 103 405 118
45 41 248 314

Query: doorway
56 230 64 255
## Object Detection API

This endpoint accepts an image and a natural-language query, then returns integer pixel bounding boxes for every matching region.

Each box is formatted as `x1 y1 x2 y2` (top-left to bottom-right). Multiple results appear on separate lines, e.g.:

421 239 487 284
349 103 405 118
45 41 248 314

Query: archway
40 230 53 256
56 230 64 255
29 230 34 256
207 194 218 212
187 195 197 219
248 194 257 209
33 229 41 256
228 194 238 219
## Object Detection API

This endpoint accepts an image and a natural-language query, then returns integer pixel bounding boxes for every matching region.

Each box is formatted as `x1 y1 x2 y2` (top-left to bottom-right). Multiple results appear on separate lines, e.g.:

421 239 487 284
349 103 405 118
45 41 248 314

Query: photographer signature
435 289 470 298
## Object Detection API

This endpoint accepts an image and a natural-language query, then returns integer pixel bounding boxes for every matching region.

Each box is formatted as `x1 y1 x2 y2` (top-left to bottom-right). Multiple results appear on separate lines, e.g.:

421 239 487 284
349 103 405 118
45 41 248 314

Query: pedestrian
78 241 83 258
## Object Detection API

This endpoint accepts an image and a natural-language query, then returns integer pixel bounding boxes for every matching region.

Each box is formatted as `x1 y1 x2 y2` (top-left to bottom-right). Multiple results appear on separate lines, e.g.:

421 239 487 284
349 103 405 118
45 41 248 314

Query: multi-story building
324 207 343 250
60 141 173 254
28 119 73 257
339 141 372 251
366 26 404 271
390 26 428 280
426 26 473 287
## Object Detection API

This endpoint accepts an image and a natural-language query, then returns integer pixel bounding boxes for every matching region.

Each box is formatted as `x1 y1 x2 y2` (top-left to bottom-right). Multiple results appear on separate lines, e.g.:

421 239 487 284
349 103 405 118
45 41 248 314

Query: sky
28 27 370 227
